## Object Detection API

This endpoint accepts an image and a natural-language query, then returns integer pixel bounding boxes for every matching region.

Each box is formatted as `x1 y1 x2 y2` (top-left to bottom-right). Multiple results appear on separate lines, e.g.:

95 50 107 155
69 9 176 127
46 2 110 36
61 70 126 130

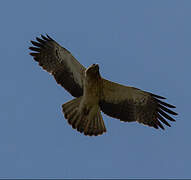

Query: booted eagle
29 34 177 136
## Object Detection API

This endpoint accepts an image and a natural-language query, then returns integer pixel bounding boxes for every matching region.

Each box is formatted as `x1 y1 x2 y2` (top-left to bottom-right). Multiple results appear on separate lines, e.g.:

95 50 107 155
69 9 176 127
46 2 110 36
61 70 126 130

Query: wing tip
158 104 178 116
156 98 176 109
150 93 166 99
149 92 178 130
29 46 40 52
151 92 178 121
40 34 53 41
46 33 54 40
29 34 55 50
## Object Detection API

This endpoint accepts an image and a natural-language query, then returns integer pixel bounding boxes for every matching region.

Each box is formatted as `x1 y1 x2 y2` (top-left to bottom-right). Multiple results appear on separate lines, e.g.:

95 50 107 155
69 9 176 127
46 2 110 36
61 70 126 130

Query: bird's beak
92 64 99 69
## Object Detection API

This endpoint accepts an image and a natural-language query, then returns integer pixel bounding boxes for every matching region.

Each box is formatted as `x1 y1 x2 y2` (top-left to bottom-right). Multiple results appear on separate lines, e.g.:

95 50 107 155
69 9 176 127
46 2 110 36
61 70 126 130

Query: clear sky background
0 0 190 178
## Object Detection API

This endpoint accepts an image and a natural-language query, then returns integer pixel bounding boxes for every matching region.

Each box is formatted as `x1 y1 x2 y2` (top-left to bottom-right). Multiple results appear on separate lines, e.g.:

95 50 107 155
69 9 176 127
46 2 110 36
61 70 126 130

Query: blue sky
0 0 190 178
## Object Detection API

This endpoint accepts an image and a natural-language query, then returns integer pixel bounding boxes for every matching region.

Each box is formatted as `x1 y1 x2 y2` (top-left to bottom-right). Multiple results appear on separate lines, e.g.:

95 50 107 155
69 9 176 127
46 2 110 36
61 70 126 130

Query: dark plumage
29 34 178 136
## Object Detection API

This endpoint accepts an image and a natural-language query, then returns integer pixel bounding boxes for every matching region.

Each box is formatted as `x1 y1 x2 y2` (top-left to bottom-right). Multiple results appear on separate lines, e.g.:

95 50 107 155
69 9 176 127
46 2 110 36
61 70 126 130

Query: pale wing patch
29 34 86 97
55 44 85 88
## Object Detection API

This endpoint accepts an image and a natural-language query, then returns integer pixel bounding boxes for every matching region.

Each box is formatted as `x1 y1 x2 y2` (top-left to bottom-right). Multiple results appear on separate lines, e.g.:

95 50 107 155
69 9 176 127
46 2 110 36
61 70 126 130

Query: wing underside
100 79 177 130
29 34 85 97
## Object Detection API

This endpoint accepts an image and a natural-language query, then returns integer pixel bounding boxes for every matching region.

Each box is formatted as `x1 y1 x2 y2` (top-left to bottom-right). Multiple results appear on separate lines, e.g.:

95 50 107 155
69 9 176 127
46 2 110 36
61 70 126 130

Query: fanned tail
62 97 106 136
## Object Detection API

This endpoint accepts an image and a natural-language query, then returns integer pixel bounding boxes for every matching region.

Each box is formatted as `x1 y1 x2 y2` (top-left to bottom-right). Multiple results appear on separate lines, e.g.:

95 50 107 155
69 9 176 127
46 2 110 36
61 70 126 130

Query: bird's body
84 64 102 102
62 64 106 135
29 34 178 136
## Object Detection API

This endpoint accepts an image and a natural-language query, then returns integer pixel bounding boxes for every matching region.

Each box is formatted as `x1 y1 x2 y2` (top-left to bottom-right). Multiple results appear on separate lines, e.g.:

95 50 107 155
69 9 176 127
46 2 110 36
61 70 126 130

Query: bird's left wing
29 34 85 97
100 78 177 129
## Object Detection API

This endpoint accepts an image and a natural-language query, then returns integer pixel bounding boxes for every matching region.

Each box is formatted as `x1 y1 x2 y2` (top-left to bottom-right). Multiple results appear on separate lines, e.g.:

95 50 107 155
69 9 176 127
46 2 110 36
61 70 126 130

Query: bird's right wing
29 34 86 97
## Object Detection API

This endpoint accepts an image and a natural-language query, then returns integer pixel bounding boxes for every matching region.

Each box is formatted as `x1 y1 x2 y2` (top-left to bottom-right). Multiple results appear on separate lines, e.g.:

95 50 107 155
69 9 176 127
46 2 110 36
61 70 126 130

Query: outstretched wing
100 79 177 130
29 34 86 97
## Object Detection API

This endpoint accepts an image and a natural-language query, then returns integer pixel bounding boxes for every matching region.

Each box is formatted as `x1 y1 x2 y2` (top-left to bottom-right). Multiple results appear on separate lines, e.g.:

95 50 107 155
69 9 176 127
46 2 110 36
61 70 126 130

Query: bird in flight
29 34 177 136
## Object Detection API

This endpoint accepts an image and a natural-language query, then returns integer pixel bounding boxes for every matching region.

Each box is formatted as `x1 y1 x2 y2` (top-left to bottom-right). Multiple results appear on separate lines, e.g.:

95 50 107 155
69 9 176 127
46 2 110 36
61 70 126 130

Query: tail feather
68 108 78 125
87 111 104 135
99 112 106 134
97 111 106 134
74 113 84 129
89 115 98 136
63 99 80 116
84 117 93 135
62 97 106 136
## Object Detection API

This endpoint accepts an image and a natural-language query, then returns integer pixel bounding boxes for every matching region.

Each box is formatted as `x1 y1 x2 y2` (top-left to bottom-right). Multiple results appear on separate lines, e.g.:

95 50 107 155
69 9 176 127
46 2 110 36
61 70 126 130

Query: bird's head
85 64 100 78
